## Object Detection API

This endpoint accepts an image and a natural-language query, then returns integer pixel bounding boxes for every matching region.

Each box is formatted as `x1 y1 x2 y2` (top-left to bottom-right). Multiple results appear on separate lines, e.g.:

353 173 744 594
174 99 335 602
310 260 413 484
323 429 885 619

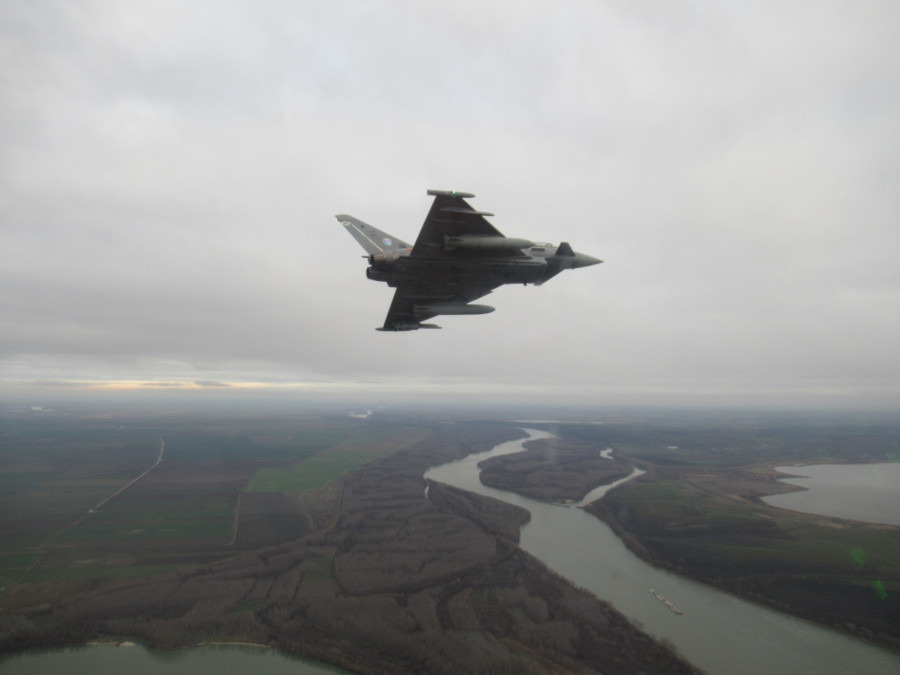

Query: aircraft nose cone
574 253 603 268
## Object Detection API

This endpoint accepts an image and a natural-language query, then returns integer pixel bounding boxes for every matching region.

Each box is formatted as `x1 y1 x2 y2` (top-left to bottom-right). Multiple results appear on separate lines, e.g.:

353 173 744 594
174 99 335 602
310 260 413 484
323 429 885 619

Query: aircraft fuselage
368 247 593 289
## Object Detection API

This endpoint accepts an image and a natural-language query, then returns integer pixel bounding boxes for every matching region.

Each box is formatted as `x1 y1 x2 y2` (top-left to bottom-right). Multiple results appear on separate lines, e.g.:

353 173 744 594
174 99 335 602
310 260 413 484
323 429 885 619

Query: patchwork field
0 410 428 592
3 405 898 669
0 408 696 674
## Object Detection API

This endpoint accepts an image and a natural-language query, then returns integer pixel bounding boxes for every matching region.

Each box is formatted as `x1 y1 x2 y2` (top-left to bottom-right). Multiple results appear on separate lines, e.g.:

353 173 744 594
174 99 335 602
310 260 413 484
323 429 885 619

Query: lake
0 643 343 675
762 462 900 526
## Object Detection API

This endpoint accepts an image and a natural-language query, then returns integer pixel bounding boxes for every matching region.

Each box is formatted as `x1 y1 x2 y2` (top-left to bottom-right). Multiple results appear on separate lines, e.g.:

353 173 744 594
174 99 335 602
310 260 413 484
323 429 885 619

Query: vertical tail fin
336 215 411 255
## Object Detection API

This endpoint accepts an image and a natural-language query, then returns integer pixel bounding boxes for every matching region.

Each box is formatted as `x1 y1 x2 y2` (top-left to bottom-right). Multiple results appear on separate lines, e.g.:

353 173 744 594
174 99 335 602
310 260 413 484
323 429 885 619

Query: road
3 436 167 596
89 436 165 513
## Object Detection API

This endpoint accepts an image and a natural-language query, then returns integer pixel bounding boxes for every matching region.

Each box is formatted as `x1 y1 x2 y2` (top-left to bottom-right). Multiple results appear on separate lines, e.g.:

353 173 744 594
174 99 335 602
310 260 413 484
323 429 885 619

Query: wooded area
0 413 696 674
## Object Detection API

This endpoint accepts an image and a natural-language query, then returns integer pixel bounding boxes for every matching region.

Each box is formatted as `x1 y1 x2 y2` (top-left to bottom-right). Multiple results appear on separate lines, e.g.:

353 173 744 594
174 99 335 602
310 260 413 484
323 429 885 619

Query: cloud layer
2 1 899 407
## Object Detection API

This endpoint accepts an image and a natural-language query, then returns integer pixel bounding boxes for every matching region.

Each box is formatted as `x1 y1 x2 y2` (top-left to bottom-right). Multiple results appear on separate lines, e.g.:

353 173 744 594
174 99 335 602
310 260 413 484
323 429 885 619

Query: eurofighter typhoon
337 190 602 331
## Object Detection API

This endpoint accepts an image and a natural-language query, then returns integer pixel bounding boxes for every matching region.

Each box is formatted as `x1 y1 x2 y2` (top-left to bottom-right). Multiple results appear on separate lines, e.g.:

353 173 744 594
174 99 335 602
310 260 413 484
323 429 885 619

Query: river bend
424 429 900 675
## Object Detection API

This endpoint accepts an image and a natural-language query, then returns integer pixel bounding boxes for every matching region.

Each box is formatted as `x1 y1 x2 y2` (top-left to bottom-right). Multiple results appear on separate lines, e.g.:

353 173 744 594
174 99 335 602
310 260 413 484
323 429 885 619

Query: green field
609 478 900 567
600 475 900 640
0 410 422 595
25 562 185 583
59 494 237 543
246 446 394 492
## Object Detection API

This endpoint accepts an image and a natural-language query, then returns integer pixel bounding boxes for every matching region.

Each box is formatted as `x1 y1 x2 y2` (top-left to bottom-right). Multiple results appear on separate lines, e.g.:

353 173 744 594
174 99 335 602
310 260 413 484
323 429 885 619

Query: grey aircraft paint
338 190 602 331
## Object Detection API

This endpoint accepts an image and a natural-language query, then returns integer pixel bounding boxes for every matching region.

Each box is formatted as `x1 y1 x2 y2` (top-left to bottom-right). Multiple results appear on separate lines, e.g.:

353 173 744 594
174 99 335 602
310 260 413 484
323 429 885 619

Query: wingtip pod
427 189 476 199
377 322 442 331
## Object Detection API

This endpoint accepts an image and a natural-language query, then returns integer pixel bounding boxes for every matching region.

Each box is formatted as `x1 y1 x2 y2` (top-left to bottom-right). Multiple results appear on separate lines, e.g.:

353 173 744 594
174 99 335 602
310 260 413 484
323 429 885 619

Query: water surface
763 463 900 526
425 429 900 675
0 644 342 675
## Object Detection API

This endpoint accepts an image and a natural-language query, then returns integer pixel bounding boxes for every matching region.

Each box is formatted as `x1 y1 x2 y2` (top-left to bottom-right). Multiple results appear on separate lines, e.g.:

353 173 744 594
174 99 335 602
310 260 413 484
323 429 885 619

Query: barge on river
650 589 683 615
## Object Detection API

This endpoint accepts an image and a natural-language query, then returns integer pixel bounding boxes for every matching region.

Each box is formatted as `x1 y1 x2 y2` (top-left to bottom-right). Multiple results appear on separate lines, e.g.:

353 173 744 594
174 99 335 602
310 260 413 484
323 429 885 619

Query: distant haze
2 1 899 409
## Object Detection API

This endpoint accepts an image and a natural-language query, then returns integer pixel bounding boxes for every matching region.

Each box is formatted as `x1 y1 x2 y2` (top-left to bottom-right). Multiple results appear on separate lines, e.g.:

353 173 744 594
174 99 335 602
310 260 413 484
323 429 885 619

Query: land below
0 407 696 674
503 416 900 653
4 404 898 669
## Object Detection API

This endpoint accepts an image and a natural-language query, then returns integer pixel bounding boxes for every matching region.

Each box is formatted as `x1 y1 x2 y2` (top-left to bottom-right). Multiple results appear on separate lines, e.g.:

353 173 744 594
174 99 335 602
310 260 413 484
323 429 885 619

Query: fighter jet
337 190 602 331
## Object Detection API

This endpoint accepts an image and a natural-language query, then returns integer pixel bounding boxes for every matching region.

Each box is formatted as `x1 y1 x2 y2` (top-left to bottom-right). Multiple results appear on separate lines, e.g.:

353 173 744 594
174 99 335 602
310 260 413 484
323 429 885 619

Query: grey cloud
1 1 898 407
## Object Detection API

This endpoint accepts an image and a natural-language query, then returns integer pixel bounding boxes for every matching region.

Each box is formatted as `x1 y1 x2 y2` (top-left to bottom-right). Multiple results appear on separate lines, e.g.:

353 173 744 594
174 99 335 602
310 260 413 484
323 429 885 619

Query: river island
2 405 898 673
482 414 900 654
0 408 696 674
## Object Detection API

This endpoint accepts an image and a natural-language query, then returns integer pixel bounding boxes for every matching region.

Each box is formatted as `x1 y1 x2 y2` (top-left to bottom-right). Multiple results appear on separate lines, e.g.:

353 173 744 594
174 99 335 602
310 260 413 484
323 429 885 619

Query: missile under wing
337 190 601 331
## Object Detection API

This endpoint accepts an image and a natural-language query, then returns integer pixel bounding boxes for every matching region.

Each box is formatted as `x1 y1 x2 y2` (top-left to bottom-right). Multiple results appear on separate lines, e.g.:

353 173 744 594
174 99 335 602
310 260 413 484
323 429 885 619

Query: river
6 429 898 674
424 429 900 675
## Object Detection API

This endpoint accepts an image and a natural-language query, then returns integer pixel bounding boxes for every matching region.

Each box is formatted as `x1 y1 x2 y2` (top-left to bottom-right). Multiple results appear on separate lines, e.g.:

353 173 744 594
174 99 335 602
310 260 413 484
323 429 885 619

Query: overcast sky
2 1 899 408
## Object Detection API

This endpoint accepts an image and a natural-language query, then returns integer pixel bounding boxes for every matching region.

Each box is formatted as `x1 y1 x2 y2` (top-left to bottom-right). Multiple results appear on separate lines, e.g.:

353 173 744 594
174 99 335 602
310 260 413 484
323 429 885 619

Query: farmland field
246 447 395 492
0 408 429 592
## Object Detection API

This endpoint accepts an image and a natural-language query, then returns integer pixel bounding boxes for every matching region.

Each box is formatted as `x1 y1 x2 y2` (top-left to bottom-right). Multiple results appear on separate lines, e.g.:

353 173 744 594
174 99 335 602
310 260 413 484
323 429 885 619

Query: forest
0 407 696 674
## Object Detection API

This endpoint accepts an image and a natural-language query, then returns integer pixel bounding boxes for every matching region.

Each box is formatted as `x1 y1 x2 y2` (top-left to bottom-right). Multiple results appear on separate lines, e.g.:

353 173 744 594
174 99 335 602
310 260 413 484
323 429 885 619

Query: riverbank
584 467 900 653
428 427 900 674
0 421 696 674
480 420 900 654
762 462 900 526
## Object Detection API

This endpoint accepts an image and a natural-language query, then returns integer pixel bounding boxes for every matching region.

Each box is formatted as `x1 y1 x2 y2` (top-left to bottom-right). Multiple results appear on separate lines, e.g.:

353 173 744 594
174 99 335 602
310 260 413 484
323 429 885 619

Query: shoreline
470 432 900 657
582 470 900 655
